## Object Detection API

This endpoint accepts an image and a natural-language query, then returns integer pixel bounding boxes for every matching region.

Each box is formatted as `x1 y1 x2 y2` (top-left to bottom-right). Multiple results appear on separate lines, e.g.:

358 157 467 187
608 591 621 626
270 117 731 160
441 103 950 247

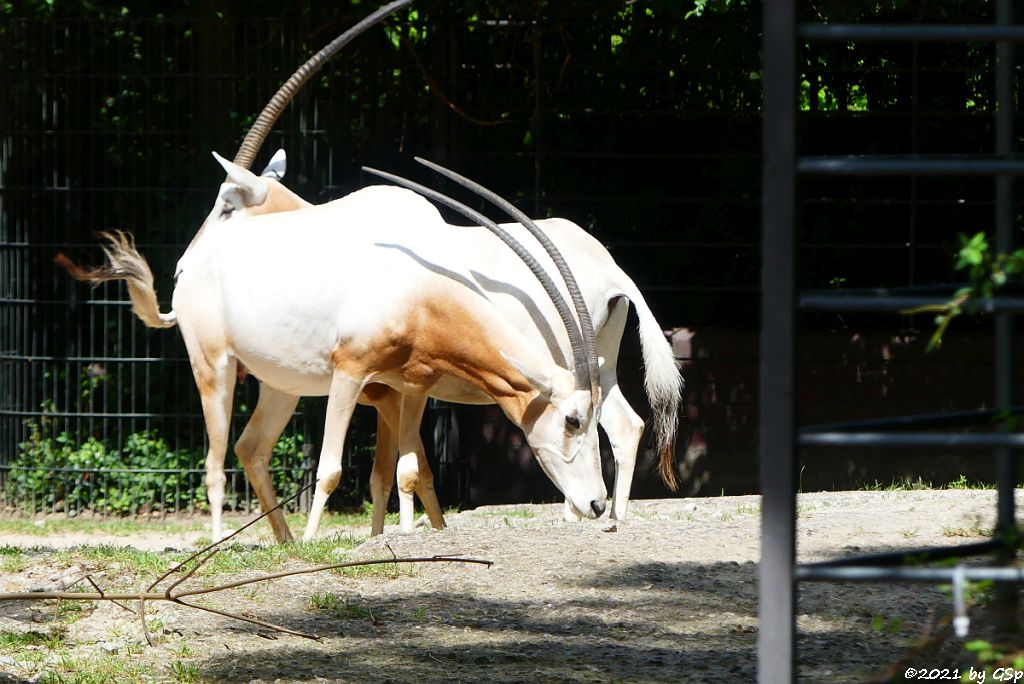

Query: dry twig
0 483 492 642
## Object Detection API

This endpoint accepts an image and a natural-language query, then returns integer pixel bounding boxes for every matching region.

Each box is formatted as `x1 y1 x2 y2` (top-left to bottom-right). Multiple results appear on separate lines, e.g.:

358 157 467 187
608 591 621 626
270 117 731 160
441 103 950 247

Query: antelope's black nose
590 499 607 518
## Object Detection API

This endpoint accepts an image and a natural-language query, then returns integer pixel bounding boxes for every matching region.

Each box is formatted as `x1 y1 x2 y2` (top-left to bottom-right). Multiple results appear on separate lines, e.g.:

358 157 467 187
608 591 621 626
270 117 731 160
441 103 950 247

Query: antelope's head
508 353 607 519
208 150 310 224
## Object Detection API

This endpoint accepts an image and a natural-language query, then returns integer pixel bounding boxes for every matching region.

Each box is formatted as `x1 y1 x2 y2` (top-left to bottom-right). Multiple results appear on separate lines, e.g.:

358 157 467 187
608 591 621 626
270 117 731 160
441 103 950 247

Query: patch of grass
0 629 66 651
38 653 156 684
859 477 932 492
0 499 403 542
735 504 760 516
944 474 997 490
308 591 342 611
54 599 88 624
53 545 170 576
32 534 375 595
858 475 1007 492
899 529 918 539
0 545 29 572
336 560 411 580
170 642 194 659
869 614 903 634
307 592 377 622
478 506 535 519
942 524 991 538
283 504 398 532
0 516 206 537
167 660 201 683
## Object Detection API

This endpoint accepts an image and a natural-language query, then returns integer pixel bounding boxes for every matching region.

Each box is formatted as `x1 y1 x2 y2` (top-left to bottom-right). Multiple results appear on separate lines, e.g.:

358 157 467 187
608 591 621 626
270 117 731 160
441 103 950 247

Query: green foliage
307 592 378 621
7 422 306 516
167 661 201 684
963 637 1024 676
269 433 305 503
869 614 903 634
7 423 205 515
909 232 1024 350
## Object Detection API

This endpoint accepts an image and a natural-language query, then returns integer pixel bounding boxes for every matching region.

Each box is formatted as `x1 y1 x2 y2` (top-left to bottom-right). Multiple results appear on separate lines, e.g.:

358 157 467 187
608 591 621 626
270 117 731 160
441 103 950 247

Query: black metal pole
994 0 1018 631
759 0 798 681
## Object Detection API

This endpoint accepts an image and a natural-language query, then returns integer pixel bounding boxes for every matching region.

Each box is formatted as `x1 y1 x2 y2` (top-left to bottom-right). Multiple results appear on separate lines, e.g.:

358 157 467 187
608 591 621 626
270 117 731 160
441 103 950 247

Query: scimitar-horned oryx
195 152 683 540
60 152 617 540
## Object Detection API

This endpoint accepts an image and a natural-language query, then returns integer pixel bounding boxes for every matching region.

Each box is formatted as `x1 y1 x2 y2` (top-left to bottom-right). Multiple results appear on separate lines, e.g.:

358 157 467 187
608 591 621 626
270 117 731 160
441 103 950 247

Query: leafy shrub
7 423 313 516
5 423 208 515
270 432 307 503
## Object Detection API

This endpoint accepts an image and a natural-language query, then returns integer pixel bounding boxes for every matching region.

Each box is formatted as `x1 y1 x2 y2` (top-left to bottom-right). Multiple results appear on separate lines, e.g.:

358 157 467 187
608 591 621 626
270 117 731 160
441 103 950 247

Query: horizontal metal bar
799 565 1024 584
799 294 1024 313
802 540 1001 568
0 410 200 419
800 24 1024 43
0 466 304 475
799 155 1024 176
0 355 173 363
0 298 138 306
0 242 181 249
800 432 1024 449
804 283 990 296
802 408 1024 434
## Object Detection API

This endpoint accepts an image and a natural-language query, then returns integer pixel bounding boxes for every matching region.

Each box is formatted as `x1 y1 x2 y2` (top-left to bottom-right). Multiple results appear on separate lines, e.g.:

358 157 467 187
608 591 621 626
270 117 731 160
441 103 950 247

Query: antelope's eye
565 415 582 430
221 204 235 218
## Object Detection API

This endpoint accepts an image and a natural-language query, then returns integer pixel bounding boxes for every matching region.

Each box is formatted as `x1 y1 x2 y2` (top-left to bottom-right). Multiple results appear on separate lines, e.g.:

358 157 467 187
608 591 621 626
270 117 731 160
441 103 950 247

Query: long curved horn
361 166 592 394
232 0 414 170
413 158 600 404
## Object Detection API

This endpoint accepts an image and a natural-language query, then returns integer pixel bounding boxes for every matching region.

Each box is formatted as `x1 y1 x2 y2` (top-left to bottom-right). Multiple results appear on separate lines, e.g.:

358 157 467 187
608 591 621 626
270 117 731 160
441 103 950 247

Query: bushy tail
623 282 684 491
55 230 177 329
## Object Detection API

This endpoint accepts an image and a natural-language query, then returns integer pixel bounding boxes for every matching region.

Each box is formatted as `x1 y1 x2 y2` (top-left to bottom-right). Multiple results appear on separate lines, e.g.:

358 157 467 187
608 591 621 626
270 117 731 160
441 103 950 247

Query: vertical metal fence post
994 0 1018 628
759 0 798 681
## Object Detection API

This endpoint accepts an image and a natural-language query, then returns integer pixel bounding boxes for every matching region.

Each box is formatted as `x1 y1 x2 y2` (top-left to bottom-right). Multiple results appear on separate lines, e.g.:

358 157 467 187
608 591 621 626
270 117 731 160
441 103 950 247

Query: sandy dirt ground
0 489 1019 683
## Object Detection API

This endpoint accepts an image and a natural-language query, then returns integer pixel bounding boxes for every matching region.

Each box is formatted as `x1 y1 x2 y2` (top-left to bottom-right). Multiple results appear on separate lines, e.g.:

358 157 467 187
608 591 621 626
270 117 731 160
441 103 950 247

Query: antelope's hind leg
234 384 300 543
369 408 398 537
192 353 238 541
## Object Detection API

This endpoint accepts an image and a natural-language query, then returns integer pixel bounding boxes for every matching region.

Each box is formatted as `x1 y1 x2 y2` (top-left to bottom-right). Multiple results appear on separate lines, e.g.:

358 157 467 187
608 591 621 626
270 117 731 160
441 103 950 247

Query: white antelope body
191 152 682 540
61 153 611 542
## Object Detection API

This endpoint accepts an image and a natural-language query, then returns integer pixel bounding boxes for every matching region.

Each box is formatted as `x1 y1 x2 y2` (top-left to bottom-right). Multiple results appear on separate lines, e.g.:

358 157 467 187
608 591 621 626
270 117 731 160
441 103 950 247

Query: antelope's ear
260 149 286 180
212 151 268 208
500 351 553 397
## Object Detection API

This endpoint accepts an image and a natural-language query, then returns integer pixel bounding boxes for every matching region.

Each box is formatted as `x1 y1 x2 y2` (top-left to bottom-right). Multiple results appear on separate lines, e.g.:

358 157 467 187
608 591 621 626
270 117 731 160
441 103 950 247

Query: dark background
0 0 1017 513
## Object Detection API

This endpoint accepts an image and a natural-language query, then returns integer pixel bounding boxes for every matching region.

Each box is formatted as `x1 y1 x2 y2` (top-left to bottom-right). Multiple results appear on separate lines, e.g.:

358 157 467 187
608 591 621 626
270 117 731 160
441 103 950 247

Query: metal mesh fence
3 2 1000 514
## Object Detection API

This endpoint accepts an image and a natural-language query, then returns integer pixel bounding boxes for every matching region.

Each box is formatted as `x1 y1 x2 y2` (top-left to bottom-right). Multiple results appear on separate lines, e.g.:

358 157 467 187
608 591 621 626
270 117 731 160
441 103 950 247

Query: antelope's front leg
303 370 362 541
396 394 429 534
598 300 644 522
601 383 644 521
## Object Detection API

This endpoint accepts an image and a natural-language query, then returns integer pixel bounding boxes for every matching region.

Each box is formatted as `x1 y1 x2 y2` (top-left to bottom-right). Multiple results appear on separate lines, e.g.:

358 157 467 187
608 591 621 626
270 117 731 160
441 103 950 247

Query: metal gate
759 2 1023 680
